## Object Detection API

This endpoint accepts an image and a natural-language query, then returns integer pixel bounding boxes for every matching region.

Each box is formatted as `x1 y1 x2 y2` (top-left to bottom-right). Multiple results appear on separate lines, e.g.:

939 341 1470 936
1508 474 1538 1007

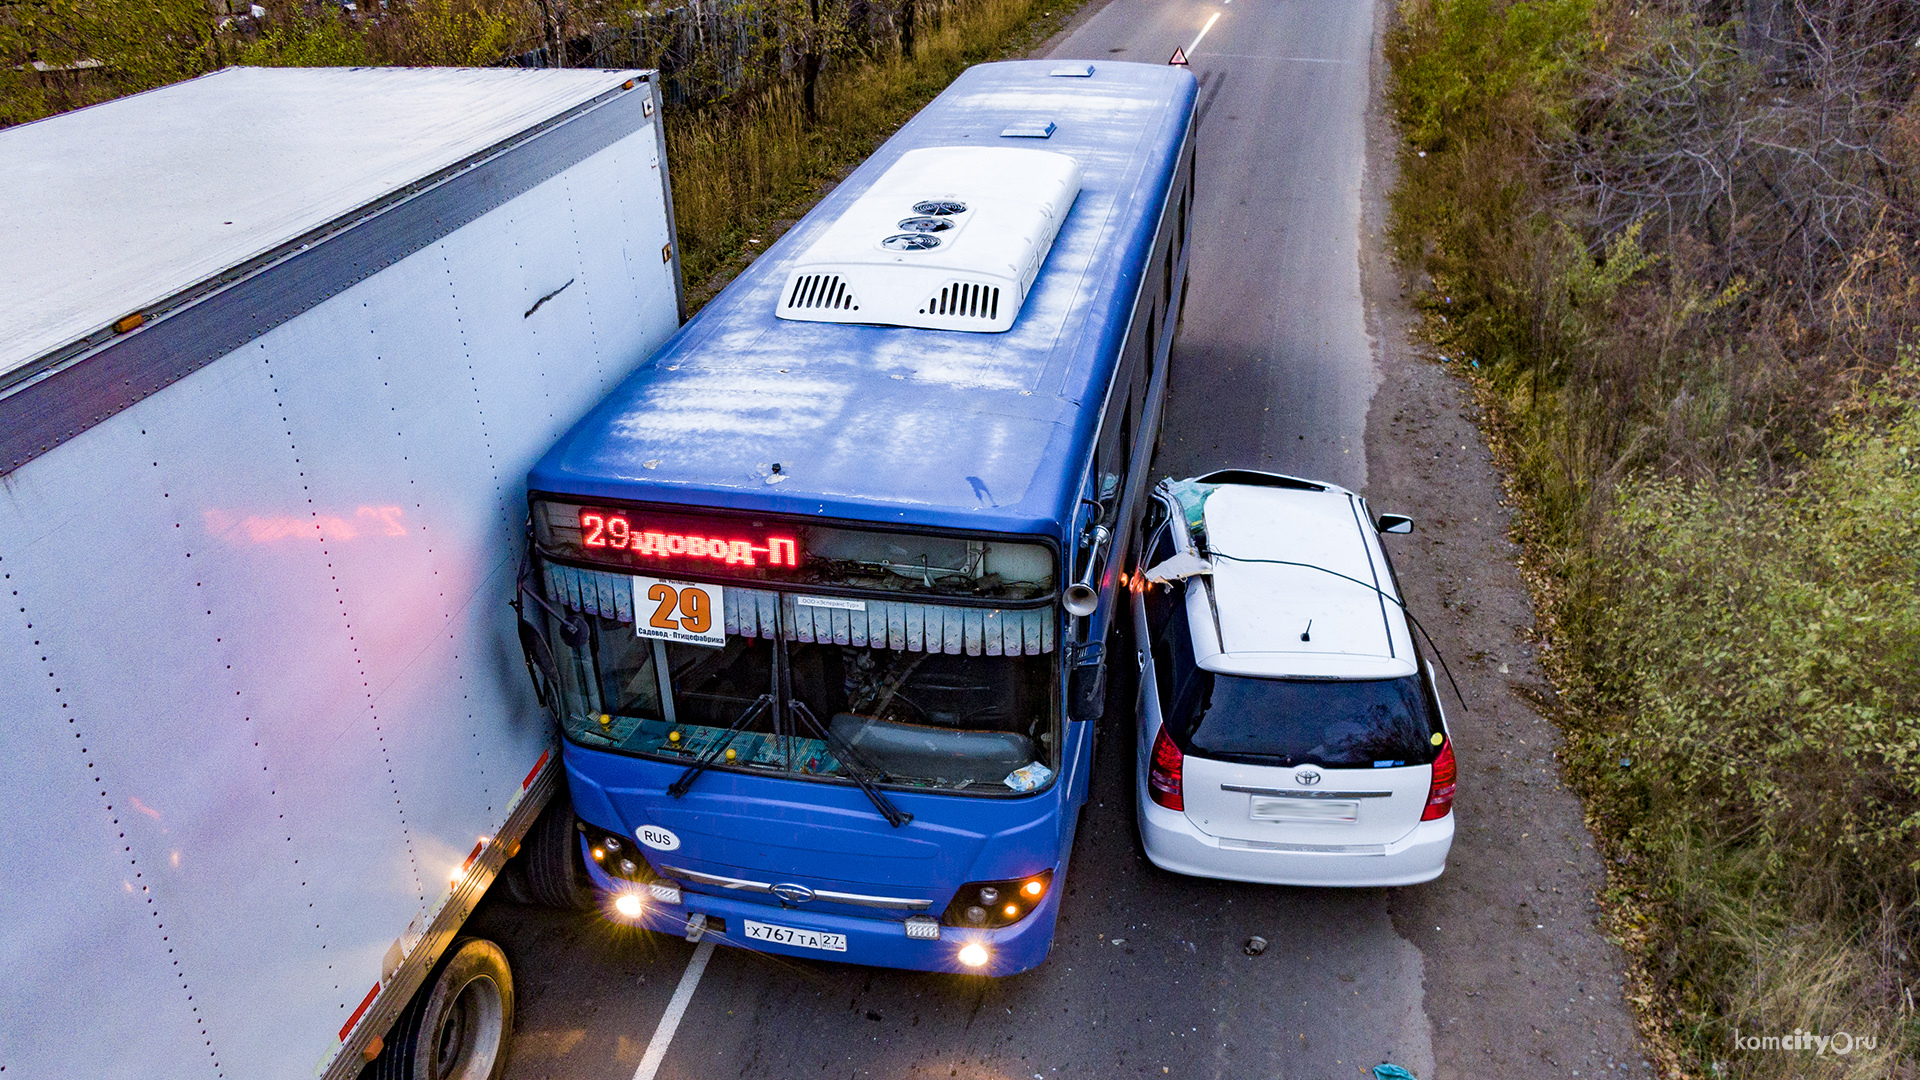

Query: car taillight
1148 725 1184 811
1422 738 1456 820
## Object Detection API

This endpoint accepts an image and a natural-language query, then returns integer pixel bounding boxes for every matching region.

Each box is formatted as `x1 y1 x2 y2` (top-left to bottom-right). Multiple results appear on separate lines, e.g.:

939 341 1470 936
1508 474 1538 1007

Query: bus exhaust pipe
1063 525 1110 617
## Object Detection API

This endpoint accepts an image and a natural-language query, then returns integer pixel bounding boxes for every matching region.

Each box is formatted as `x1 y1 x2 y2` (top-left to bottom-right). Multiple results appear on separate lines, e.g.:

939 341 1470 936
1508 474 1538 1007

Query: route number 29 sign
631 576 726 647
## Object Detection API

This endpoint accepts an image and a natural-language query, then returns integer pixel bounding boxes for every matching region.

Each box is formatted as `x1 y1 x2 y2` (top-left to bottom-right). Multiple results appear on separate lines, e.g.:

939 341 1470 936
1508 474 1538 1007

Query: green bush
1386 0 1602 438
1 0 223 125
370 0 523 67
1579 379 1920 1073
1596 391 1920 875
1388 0 1592 153
237 16 374 66
1388 0 1920 1070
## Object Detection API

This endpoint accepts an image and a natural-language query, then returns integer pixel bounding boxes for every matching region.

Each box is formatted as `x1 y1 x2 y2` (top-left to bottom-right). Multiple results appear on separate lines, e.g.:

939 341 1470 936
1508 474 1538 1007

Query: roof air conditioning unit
775 146 1081 333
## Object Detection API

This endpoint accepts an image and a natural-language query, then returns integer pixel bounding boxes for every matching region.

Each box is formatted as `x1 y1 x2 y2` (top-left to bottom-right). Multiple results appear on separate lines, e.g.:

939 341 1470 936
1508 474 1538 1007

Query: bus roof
530 60 1197 538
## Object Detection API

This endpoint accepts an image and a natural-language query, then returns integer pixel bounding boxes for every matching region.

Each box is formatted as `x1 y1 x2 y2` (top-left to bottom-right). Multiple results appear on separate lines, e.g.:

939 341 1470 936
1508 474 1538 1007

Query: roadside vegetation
2 0 1079 296
1388 0 1920 1074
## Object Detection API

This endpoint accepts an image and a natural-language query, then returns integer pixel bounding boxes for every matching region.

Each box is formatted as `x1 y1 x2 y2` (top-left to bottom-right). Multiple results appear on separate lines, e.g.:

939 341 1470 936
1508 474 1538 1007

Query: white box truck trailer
0 66 683 1079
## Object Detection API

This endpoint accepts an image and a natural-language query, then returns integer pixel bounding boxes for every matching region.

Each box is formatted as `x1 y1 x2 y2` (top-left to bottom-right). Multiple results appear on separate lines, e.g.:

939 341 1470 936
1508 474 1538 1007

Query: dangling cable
1206 551 1467 709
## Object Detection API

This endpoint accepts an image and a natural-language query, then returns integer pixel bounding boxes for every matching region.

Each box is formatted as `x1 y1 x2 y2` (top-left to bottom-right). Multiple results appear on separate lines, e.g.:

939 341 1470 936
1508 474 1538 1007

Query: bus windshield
545 566 1059 795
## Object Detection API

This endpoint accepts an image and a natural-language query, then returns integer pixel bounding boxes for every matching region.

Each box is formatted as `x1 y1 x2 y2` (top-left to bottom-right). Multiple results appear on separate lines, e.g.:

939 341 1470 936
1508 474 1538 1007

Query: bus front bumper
588 862 1059 976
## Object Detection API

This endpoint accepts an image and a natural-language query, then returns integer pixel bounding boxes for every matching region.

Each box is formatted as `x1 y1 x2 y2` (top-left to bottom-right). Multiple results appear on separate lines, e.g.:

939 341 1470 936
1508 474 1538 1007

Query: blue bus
517 60 1197 975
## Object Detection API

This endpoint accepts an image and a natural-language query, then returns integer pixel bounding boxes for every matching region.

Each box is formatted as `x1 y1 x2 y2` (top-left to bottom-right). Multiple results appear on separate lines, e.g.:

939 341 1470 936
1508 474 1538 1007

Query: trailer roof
0 65 642 385
530 60 1197 538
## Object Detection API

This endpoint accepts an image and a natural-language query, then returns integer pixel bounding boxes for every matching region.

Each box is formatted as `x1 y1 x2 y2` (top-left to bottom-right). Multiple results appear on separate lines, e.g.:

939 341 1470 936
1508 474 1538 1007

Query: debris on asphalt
1373 1065 1419 1080
1243 935 1268 956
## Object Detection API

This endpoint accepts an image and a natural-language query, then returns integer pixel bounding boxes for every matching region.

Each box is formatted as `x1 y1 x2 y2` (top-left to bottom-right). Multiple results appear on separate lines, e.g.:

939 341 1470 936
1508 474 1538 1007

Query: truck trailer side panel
0 67 680 1079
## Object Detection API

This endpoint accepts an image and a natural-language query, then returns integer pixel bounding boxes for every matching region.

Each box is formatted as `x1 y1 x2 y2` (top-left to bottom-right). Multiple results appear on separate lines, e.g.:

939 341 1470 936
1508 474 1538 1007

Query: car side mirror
1376 514 1414 534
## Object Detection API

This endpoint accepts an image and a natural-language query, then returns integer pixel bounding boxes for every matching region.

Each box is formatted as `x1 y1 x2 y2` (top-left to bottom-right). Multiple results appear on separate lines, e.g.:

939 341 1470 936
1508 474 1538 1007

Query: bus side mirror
513 550 582 713
1376 514 1414 534
1069 642 1107 722
517 614 561 712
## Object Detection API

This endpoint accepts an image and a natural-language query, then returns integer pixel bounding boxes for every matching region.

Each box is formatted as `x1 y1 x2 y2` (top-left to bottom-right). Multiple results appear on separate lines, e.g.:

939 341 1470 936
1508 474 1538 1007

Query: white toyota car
1127 470 1455 886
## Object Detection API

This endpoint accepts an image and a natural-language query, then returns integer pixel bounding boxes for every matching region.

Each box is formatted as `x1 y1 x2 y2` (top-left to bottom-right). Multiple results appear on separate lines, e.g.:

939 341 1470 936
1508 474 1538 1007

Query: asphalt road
1095 0 1379 492
474 0 1653 1077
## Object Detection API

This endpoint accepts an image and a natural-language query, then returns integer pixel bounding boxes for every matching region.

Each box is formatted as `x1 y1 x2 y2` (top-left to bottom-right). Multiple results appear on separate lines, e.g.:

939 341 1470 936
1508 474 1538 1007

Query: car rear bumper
1136 793 1453 886
585 857 1059 975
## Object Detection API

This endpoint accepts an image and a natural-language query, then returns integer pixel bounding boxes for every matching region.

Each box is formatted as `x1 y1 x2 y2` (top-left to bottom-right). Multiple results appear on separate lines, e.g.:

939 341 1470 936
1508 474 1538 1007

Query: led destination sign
533 497 1056 600
579 511 799 568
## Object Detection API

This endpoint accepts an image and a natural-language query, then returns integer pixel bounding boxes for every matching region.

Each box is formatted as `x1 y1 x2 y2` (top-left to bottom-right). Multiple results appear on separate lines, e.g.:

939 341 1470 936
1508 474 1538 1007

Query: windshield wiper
667 693 773 799
789 701 913 828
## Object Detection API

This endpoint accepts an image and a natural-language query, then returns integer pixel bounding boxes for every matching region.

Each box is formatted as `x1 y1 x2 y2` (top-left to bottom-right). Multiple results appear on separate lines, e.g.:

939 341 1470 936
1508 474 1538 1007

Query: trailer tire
365 937 513 1080
521 793 592 910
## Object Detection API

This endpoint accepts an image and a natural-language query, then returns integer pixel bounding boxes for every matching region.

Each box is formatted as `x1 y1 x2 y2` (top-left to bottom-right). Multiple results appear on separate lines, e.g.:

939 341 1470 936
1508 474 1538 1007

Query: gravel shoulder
1356 5 1650 1076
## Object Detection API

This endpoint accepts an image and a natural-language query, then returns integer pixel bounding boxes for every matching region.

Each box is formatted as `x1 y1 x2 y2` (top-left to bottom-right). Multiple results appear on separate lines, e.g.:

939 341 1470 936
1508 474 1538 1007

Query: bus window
559 616 782 762
1177 178 1189 257
544 563 1059 793
787 641 1055 789
803 529 1054 601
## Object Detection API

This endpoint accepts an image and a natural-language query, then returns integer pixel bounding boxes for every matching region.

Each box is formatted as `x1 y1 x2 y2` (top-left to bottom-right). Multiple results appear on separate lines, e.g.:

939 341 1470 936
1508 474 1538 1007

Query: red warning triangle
1168 46 1189 65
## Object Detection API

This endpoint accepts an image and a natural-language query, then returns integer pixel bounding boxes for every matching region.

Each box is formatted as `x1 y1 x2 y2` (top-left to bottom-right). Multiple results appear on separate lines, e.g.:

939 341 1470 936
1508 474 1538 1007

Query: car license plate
1250 797 1360 823
743 919 848 952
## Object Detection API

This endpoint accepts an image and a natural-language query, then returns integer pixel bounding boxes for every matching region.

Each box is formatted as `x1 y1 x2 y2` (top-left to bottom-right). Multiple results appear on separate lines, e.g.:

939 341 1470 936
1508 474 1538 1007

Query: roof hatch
775 146 1081 333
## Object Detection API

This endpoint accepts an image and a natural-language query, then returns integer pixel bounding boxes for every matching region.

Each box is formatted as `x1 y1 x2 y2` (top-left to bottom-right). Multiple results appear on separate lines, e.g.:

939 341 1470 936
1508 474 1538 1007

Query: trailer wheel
521 793 591 910
365 937 513 1080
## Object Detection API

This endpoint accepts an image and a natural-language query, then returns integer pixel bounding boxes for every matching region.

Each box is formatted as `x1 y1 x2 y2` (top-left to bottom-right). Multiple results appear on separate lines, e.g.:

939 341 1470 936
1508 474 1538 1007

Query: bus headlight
612 892 644 918
940 869 1053 929
957 943 991 968
582 825 654 882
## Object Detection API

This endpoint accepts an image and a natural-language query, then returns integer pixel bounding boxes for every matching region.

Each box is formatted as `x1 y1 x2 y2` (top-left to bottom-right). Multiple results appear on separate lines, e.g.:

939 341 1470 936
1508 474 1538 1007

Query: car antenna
1300 620 1312 642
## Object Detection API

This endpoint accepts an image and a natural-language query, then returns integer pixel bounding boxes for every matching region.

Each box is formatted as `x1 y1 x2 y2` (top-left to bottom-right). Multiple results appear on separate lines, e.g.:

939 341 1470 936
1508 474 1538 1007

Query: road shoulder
1357 3 1651 1077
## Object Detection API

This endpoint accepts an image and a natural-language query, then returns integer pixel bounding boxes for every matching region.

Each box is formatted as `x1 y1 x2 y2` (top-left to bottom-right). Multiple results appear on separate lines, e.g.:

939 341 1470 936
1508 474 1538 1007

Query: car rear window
1168 672 1440 768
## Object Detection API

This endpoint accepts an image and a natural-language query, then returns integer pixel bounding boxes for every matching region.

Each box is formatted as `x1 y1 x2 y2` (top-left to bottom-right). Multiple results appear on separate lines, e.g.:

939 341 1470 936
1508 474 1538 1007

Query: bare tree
1558 0 1920 300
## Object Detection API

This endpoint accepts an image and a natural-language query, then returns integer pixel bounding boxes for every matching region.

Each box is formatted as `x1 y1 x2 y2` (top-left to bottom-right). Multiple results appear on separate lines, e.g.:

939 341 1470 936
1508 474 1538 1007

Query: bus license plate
1250 797 1359 823
743 920 848 952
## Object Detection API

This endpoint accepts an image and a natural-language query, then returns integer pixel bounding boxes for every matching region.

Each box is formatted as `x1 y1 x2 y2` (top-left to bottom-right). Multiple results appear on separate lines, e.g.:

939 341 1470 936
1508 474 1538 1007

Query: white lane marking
631 940 716 1080
1188 11 1223 56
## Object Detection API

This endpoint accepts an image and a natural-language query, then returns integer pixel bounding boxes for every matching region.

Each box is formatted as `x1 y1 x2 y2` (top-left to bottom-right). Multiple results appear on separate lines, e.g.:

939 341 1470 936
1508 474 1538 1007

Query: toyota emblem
1295 769 1322 786
770 882 816 905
